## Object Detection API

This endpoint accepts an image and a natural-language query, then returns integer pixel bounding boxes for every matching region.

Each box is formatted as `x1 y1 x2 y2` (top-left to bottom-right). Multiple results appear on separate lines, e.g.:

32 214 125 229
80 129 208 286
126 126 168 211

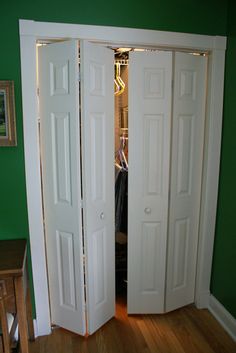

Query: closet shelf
114 59 129 66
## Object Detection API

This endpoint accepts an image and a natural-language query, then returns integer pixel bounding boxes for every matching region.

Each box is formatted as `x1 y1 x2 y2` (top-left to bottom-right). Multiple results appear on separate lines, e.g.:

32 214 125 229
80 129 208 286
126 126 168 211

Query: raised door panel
56 231 76 309
128 51 172 313
140 222 163 294
172 218 190 290
92 228 107 307
166 52 207 312
176 115 194 195
51 113 72 204
144 115 164 195
90 113 105 201
38 40 86 335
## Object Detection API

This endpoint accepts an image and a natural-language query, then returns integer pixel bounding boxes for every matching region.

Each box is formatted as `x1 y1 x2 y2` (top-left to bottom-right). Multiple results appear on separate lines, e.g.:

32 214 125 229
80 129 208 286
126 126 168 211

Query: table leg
0 296 11 353
14 276 29 353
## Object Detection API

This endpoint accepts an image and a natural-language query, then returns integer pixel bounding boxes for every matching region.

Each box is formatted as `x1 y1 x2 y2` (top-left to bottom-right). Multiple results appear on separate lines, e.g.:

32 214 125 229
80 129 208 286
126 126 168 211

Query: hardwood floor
29 296 236 353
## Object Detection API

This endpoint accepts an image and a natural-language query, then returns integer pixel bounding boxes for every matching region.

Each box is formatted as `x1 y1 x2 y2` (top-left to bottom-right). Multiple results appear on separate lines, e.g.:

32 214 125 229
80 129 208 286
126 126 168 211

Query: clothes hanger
118 135 128 170
114 63 125 96
114 78 120 95
115 161 122 170
115 134 128 171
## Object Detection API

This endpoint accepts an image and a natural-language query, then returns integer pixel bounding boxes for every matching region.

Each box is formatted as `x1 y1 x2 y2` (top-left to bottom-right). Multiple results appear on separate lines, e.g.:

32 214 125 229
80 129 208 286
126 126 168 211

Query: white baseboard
208 295 236 341
33 319 38 338
33 319 52 337
195 290 210 309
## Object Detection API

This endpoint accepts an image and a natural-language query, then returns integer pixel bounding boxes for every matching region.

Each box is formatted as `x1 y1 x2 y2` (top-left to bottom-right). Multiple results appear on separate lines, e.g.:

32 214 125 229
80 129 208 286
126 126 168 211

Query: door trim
19 19 226 336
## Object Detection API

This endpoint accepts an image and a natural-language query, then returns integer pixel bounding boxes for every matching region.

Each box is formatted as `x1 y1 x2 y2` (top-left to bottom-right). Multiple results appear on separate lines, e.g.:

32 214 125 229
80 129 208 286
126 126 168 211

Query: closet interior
114 48 129 300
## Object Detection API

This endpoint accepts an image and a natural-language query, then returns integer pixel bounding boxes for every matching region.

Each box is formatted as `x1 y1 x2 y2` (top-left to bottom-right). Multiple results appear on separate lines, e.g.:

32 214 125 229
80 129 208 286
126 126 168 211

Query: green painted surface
0 0 228 35
210 0 236 319
0 0 234 319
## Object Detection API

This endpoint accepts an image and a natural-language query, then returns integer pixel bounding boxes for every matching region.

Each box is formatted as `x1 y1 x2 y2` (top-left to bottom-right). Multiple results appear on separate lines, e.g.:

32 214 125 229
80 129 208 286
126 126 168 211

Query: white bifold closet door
128 51 173 313
80 41 115 334
128 51 207 314
39 40 115 335
39 40 207 335
38 40 86 335
165 52 207 312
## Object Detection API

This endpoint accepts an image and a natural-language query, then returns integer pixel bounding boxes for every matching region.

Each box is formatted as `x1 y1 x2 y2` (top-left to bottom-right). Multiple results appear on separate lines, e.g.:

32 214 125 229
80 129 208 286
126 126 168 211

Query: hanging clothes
115 169 128 234
115 167 128 287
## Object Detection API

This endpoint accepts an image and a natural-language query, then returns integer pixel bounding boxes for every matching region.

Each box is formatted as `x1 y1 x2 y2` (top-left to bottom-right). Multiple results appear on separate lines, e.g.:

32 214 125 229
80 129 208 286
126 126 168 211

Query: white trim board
19 19 226 336
20 19 226 50
208 295 236 341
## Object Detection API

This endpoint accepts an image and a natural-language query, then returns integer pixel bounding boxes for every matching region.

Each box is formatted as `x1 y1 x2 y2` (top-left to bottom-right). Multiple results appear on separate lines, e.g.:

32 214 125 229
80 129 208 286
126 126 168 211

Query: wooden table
0 239 34 353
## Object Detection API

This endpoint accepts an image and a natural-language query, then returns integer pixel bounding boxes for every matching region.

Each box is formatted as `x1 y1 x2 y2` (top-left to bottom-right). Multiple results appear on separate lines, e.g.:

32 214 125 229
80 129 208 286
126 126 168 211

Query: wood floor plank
29 299 236 353
137 317 185 353
163 307 216 353
184 306 236 353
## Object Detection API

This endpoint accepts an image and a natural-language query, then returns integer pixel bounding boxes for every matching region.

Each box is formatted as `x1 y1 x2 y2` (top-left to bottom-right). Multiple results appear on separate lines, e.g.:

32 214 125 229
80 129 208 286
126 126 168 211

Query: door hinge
78 72 80 82
80 200 84 208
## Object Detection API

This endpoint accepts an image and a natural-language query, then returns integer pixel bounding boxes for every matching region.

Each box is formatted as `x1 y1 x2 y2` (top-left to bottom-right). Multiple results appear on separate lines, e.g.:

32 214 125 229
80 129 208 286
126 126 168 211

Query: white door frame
19 19 226 336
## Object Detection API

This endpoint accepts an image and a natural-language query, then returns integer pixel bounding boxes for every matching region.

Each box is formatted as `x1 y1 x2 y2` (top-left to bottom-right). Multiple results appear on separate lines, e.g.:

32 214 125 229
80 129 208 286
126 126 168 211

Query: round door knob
144 207 151 214
100 212 105 220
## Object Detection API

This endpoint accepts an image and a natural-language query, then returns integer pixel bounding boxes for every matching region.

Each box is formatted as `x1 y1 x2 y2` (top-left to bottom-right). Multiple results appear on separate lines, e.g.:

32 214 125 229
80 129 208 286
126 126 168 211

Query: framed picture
0 81 17 146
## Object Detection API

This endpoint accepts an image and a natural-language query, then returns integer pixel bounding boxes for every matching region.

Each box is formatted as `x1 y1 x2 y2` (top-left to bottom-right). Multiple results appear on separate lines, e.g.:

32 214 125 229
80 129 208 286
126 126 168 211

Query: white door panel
128 51 173 313
80 41 115 334
38 40 86 335
166 52 207 312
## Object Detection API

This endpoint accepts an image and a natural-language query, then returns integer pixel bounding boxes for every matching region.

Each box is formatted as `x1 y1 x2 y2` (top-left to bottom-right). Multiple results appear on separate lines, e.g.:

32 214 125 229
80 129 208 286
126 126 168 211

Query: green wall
210 0 236 319
1 0 234 319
